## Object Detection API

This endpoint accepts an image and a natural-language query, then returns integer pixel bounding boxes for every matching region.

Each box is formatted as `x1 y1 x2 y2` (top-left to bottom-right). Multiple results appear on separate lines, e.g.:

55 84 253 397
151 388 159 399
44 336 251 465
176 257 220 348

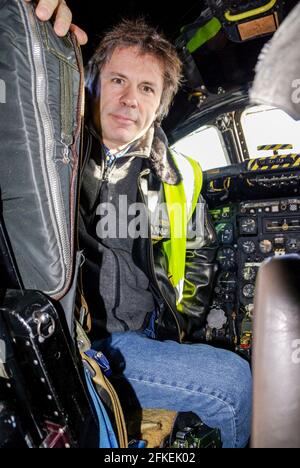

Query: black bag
0 1 102 448
0 0 84 301
0 202 22 290
0 289 98 448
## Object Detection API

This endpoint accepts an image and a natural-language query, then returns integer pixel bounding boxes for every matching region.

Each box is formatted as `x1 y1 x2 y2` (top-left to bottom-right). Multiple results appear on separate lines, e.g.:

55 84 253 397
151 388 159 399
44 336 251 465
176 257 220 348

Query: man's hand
24 0 88 45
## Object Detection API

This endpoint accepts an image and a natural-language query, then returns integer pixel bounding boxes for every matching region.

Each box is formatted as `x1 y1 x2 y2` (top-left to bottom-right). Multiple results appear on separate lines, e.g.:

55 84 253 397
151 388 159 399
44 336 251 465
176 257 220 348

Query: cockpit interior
163 0 300 363
1 0 300 449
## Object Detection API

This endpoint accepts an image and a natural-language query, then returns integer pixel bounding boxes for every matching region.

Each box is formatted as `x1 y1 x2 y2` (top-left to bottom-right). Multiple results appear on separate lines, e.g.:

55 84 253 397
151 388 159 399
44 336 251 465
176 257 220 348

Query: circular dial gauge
217 247 236 270
207 308 227 330
217 223 234 244
242 240 256 254
217 272 237 292
259 239 273 254
240 218 257 235
242 283 255 299
286 238 300 252
242 267 256 282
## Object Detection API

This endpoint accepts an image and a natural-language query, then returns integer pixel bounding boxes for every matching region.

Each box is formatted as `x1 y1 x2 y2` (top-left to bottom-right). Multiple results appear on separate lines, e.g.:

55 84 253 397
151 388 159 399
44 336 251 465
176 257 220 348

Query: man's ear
94 75 101 100
93 77 102 132
85 78 101 133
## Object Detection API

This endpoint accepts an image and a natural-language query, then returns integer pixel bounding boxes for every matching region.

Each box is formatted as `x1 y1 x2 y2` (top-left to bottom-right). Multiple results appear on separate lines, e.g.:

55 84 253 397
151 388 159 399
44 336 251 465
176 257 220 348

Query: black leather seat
250 1 300 448
252 255 300 448
251 1 300 121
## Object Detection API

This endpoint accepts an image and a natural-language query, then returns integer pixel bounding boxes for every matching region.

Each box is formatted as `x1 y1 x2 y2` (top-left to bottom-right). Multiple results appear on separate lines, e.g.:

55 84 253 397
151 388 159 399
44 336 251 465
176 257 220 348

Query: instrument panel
205 197 300 358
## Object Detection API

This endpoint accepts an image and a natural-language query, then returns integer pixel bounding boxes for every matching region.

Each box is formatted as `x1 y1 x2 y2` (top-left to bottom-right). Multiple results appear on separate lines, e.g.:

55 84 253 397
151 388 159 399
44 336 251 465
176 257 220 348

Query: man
28 0 251 448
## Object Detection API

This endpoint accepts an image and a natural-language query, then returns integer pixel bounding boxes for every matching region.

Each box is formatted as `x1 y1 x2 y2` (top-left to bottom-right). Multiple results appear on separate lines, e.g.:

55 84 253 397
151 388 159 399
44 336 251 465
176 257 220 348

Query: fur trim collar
87 124 181 185
128 126 181 185
150 127 181 185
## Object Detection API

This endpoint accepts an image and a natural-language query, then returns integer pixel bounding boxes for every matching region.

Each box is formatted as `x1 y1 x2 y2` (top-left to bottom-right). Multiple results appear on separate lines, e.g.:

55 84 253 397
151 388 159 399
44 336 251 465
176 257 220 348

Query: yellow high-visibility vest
163 151 203 308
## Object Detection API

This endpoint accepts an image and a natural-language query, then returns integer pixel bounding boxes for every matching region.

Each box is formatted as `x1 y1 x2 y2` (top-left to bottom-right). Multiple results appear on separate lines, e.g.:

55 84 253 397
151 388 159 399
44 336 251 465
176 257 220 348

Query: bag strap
82 352 128 449
84 365 119 448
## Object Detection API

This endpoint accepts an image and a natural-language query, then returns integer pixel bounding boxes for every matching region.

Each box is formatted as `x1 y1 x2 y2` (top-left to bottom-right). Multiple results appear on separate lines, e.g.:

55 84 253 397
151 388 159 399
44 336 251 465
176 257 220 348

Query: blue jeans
94 332 252 448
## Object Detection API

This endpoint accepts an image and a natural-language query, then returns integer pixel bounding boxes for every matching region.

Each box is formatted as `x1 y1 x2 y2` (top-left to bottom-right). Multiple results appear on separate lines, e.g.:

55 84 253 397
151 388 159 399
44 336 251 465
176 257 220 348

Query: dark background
67 0 206 63
67 0 298 64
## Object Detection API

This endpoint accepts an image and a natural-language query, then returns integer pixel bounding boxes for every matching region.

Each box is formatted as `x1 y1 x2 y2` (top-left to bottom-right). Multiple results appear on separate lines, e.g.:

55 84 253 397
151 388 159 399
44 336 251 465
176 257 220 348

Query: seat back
251 1 300 120
252 255 300 448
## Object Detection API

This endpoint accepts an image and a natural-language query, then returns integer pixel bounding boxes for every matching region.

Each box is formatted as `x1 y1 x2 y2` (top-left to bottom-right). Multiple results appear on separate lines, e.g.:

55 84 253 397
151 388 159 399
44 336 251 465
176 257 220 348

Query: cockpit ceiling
163 0 297 135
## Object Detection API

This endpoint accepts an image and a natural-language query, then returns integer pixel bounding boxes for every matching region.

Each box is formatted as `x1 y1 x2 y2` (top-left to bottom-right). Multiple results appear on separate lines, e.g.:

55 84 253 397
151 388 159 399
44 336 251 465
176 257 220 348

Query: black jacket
79 124 218 343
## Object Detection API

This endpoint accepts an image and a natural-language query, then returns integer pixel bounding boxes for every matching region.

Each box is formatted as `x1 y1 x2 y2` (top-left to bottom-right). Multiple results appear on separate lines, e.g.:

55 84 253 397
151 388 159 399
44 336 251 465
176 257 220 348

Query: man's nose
120 86 138 108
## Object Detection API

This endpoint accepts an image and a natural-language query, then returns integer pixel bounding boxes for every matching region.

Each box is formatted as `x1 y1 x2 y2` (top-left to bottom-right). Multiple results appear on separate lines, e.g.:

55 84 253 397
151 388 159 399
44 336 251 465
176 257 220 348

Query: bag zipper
20 3 71 296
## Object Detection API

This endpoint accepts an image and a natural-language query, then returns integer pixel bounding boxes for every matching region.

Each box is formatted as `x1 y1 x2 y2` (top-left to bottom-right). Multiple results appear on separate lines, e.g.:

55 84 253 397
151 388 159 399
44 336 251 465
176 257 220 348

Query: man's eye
143 86 154 94
112 78 124 84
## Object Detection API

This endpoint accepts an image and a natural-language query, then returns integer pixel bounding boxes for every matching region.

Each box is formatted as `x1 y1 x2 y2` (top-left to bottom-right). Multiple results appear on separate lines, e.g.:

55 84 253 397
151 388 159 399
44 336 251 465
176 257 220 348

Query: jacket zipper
102 159 116 181
138 170 182 343
60 60 73 156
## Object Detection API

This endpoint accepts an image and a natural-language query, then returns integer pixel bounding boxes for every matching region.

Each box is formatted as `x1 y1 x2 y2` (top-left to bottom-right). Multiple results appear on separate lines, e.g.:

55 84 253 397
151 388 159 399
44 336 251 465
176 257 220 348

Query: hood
251 1 300 120
127 125 182 185
88 123 181 185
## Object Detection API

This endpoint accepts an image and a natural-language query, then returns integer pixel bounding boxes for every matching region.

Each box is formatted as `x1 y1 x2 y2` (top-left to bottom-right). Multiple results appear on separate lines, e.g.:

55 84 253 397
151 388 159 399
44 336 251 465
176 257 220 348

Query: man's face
98 46 164 151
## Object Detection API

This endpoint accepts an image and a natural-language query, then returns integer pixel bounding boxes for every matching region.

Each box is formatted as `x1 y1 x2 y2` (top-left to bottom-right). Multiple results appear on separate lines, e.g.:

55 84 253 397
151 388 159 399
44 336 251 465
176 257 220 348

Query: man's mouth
111 114 136 124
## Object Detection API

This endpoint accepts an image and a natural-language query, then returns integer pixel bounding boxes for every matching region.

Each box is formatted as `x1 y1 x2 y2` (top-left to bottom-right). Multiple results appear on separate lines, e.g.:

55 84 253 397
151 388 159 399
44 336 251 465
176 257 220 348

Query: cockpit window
241 105 300 159
171 125 230 171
